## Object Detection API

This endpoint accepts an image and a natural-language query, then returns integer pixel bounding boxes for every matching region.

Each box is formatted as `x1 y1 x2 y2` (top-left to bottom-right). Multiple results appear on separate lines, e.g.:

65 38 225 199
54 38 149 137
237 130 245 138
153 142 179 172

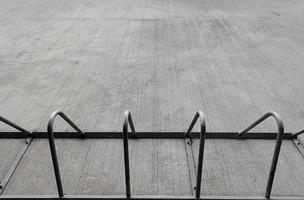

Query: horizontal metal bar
0 195 303 200
0 131 293 139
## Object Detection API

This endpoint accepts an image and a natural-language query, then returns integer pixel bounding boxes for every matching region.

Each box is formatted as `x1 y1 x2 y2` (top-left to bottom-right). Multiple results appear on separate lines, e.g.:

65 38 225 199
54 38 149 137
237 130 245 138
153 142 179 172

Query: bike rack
0 116 31 135
46 110 85 197
122 110 205 199
239 111 284 199
0 110 300 200
185 111 206 199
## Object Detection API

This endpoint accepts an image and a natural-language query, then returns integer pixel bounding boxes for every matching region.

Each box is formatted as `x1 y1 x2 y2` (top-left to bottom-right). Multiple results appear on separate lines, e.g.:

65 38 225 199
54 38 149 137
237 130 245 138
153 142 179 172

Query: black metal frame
0 194 303 200
185 111 206 199
0 131 292 139
122 110 136 198
239 111 284 199
47 110 84 197
0 110 301 200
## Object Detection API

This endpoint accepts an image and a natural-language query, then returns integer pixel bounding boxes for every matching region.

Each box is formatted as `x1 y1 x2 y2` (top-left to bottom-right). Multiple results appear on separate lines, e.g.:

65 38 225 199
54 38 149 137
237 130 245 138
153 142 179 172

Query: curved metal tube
47 111 84 136
0 116 31 135
239 111 284 199
124 110 136 135
185 111 206 143
185 111 206 199
122 110 135 198
47 110 84 197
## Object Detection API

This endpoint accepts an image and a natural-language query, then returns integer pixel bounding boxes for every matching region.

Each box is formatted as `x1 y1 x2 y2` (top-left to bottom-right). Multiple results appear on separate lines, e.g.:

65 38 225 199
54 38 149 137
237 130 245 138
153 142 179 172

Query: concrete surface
1 0 304 197
1 0 304 133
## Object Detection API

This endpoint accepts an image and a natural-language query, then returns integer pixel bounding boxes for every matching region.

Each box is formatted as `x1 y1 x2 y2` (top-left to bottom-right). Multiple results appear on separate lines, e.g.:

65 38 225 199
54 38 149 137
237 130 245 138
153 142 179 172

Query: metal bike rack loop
239 111 284 199
47 110 85 197
122 110 136 198
185 111 206 199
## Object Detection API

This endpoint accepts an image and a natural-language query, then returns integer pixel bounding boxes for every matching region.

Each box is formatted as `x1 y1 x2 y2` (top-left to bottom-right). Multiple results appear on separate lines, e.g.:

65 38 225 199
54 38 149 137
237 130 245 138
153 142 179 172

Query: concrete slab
0 0 303 132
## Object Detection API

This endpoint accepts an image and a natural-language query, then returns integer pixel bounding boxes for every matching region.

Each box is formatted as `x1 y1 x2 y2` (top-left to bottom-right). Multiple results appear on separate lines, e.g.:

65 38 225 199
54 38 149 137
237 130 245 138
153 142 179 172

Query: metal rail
122 110 135 197
0 116 31 135
185 111 206 199
0 194 304 200
47 110 84 197
239 111 284 199
125 110 136 135
122 110 136 198
293 130 304 138
0 131 292 139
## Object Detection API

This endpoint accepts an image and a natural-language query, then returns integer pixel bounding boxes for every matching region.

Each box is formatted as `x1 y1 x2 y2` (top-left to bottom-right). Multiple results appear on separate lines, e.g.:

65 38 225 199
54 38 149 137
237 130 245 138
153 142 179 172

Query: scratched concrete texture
0 0 304 133
1 0 304 196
